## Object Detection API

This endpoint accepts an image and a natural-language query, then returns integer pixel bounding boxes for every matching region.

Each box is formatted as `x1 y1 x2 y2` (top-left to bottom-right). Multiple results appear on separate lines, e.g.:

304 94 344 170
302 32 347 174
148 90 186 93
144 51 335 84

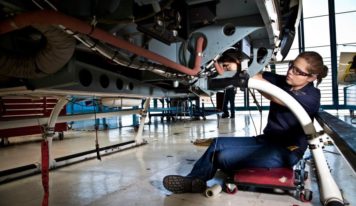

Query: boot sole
163 175 206 193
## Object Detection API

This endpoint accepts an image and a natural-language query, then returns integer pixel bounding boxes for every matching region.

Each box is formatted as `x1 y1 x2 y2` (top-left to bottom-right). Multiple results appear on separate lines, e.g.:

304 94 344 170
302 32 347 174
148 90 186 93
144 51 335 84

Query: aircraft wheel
224 183 238 194
300 189 313 202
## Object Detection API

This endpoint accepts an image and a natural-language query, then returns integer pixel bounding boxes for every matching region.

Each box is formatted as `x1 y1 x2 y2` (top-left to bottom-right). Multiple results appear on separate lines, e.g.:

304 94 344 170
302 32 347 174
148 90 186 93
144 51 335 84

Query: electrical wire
209 95 219 128
247 89 261 135
259 90 263 134
209 94 220 178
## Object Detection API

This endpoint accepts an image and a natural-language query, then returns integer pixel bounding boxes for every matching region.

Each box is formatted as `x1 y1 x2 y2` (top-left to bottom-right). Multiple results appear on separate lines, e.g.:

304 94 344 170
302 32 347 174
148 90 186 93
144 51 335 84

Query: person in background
162 51 328 193
219 50 241 119
221 86 237 118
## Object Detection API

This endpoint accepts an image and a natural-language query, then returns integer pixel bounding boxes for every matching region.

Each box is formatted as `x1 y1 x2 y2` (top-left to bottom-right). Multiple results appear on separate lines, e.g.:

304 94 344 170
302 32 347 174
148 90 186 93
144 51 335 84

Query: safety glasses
288 61 313 77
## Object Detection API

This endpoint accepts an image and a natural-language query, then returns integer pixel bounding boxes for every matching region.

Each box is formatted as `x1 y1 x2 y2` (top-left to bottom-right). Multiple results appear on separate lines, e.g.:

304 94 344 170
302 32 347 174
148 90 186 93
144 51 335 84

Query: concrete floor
0 111 355 206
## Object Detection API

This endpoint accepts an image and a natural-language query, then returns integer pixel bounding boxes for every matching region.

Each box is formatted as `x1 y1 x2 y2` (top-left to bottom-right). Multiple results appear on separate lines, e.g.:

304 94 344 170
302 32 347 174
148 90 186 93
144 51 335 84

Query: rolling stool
224 159 312 202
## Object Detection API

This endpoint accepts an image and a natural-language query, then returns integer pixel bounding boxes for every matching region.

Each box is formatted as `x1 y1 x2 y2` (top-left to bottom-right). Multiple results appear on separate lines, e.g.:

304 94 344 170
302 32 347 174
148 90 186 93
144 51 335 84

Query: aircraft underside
0 0 301 99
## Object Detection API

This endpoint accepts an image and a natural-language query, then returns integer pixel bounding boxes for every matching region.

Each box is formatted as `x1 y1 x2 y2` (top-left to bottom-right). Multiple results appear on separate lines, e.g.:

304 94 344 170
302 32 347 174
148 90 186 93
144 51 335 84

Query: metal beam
328 0 339 108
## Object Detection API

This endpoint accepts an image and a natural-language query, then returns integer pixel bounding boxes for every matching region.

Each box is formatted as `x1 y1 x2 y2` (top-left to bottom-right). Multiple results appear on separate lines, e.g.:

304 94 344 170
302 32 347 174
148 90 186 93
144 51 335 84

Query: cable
259 90 263 134
208 94 220 178
209 95 219 128
248 89 262 135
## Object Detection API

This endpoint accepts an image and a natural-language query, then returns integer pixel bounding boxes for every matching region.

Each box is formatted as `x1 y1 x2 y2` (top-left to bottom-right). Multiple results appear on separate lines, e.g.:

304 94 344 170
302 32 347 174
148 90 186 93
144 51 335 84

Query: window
303 0 329 18
335 1 356 106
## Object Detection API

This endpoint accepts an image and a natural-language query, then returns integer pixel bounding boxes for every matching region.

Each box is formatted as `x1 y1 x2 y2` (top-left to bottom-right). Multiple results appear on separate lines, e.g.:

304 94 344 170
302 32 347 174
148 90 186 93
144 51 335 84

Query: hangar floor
0 111 355 206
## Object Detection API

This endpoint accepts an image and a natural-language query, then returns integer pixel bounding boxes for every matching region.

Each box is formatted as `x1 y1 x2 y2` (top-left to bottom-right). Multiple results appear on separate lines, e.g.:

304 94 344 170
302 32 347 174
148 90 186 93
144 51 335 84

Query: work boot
163 175 206 193
221 113 229 118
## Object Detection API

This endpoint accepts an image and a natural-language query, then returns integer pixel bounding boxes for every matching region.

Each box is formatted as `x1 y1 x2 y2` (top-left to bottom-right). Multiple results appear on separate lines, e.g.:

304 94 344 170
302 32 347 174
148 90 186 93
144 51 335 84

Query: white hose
0 25 76 78
248 79 315 135
205 184 222 197
248 79 344 205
